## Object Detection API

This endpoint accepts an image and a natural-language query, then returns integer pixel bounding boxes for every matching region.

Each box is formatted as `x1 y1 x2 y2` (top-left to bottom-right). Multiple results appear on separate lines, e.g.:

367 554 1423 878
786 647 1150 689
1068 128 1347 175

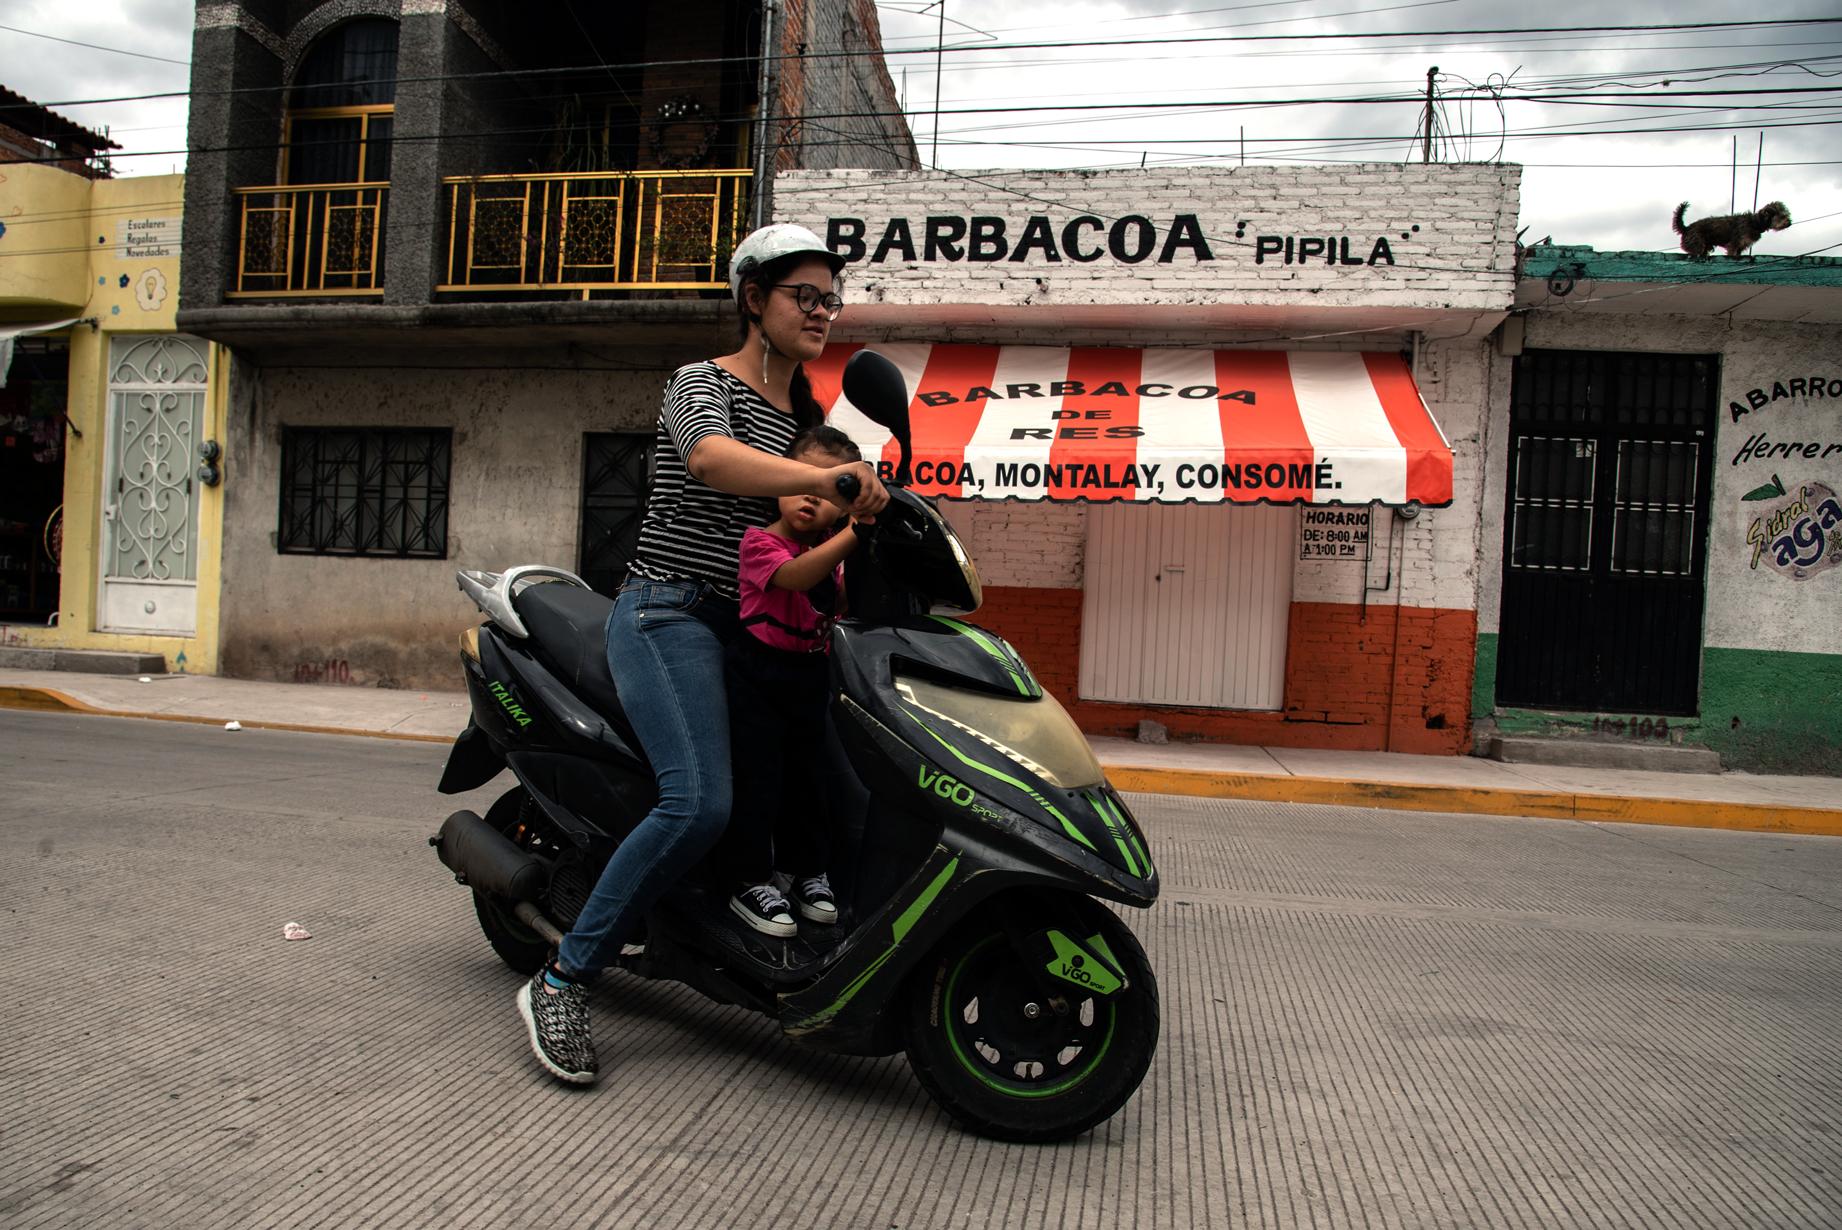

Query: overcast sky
2 0 1836 257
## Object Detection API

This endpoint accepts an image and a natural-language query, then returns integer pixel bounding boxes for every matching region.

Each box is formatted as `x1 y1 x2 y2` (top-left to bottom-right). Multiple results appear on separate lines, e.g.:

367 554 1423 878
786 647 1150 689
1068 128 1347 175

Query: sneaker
515 968 598 1085
730 883 798 937
792 873 839 925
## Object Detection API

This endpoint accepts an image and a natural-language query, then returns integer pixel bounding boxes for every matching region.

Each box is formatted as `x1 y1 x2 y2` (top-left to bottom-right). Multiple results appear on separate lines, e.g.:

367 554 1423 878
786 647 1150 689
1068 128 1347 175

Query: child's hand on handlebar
819 461 889 522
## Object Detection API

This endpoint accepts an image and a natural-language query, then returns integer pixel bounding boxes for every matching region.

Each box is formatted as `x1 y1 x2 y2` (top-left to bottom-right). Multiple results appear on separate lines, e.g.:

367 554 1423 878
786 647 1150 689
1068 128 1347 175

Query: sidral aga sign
826 214 1414 268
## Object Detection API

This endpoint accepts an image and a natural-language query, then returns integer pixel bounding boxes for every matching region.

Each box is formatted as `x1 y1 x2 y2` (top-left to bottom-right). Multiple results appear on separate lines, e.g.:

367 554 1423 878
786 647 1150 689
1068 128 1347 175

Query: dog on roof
1671 200 1792 259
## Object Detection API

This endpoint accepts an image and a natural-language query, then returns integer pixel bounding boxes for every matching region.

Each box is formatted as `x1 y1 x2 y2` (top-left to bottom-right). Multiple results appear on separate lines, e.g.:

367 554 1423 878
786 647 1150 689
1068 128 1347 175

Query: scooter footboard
779 836 1084 1056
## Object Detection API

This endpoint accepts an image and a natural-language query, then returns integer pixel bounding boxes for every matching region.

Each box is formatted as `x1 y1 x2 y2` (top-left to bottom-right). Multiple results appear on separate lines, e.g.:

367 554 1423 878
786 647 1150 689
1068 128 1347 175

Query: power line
13 84 1842 169
0 21 190 67
11 18 1842 113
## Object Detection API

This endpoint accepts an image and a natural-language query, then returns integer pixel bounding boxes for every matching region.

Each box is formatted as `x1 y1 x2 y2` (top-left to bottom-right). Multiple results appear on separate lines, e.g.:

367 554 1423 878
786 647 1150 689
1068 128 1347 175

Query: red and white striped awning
806 344 1452 506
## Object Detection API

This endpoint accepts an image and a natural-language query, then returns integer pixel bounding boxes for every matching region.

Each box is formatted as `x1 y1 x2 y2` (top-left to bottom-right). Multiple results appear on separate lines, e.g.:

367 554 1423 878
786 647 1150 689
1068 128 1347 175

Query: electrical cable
9 18 1842 112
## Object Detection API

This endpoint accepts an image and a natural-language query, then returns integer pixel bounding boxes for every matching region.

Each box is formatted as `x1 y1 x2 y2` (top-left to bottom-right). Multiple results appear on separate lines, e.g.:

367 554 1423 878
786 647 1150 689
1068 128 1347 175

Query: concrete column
178 22 285 314
380 10 449 306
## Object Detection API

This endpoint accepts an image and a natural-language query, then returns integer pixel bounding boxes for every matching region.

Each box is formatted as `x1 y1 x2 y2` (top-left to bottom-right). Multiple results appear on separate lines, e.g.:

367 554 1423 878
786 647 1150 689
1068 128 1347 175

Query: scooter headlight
895 675 1104 789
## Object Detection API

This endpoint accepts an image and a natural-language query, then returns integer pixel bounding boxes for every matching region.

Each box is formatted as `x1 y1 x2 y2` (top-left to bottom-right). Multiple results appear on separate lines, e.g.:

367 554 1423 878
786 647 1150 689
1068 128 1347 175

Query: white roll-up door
1079 504 1294 710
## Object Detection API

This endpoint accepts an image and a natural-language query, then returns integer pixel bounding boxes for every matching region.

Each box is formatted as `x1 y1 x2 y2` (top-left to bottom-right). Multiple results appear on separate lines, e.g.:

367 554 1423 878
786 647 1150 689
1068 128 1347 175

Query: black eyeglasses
774 283 844 320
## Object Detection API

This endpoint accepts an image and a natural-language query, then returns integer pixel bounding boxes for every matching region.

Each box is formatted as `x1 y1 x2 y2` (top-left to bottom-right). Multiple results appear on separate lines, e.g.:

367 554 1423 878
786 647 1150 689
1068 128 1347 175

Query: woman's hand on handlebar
819 461 889 522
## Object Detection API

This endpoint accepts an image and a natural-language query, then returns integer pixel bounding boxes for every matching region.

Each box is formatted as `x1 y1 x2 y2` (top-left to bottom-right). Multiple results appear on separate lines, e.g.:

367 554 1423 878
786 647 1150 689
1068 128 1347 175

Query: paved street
3 710 1840 1229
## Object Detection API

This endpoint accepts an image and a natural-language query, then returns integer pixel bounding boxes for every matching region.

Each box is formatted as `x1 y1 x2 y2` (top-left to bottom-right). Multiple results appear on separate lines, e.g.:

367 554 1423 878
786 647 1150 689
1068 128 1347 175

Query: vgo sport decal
919 766 976 807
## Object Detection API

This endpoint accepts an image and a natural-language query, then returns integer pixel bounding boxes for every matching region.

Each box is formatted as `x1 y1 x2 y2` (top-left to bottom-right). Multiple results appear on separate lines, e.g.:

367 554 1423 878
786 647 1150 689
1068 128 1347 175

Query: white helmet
728 223 845 298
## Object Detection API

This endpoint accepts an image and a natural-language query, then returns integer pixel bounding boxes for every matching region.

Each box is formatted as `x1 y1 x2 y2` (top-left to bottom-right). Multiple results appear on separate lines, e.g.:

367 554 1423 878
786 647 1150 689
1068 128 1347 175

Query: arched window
284 19 398 185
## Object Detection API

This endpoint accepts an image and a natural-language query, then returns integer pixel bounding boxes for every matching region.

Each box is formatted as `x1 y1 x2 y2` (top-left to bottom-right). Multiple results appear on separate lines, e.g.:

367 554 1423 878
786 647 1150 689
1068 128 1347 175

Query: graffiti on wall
1590 715 1671 739
294 658 353 684
1743 476 1842 579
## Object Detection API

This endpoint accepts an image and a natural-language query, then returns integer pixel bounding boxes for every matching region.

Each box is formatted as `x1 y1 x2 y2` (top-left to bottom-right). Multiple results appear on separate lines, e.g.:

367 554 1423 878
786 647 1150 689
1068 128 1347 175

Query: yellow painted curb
1101 765 1842 838
0 686 452 744
7 685 1837 836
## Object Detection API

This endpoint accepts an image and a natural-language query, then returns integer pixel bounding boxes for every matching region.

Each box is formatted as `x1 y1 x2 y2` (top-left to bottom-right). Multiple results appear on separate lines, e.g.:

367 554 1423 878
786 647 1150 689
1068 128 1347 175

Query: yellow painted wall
0 163 91 314
2 174 226 674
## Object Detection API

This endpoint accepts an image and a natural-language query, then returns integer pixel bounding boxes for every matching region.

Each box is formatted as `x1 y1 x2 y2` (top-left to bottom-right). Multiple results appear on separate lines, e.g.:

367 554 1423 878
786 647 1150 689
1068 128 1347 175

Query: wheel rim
940 934 1117 1099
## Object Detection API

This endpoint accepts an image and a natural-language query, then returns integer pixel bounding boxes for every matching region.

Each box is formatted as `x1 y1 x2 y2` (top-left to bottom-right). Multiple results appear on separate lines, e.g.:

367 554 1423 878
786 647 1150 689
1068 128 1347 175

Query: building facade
778 164 1520 756
177 0 914 687
2 101 227 672
1475 245 1842 774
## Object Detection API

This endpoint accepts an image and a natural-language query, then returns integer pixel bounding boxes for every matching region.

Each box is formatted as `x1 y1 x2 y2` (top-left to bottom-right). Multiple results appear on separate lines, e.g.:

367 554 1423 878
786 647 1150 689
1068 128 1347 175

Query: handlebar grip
835 473 862 503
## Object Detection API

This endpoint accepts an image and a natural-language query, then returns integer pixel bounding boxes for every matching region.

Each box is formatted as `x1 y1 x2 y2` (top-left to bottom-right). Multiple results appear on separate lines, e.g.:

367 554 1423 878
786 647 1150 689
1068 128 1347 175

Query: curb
0 686 453 745
1102 765 1842 838
6 685 1837 837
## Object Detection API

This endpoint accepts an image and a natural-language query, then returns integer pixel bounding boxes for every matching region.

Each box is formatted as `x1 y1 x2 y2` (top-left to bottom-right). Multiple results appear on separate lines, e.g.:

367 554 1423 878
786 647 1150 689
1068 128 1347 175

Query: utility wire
9 18 1842 112
0 21 190 67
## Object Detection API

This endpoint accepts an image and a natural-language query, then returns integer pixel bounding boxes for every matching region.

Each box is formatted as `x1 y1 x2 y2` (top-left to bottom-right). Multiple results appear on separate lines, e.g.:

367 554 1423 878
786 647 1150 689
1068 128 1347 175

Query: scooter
430 349 1160 1141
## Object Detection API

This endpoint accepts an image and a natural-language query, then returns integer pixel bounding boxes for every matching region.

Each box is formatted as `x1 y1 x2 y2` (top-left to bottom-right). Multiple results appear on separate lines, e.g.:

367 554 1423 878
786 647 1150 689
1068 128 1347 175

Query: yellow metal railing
231 183 387 297
438 168 751 295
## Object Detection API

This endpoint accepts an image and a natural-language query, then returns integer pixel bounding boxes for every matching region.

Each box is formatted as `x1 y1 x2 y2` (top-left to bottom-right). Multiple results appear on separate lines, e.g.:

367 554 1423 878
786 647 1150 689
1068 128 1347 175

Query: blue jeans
555 578 738 977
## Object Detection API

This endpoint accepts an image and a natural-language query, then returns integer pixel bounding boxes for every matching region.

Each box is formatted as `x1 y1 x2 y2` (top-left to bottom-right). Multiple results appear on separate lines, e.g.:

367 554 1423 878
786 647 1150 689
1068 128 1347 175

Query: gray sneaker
792 873 839 925
515 970 598 1085
730 883 798 937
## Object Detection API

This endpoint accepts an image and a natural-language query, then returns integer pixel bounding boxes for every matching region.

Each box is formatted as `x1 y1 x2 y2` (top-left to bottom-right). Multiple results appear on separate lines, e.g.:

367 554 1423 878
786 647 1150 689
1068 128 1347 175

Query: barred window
279 427 450 558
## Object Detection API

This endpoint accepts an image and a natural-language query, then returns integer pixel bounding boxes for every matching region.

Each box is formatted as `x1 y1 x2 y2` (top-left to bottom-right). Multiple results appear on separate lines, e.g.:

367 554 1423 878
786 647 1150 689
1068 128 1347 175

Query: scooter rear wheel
471 788 551 976
902 899 1159 1142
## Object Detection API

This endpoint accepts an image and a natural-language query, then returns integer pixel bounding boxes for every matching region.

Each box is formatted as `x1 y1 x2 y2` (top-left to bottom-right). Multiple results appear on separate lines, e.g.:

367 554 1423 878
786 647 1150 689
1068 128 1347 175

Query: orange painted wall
974 586 1478 755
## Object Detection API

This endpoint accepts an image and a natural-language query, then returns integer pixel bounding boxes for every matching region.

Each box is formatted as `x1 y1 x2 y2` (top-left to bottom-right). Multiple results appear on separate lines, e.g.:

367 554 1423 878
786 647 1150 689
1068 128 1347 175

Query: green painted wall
1699 647 1842 774
1471 635 1842 774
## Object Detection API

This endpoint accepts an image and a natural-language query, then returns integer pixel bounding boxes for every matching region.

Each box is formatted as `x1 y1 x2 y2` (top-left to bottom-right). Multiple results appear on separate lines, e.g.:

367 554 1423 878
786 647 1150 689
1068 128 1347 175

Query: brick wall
973 587 1477 755
774 164 1520 312
775 0 917 172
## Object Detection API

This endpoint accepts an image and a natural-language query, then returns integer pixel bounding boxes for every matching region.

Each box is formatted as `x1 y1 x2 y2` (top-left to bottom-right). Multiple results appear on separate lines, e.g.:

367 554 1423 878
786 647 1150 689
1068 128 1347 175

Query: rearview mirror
842 349 912 484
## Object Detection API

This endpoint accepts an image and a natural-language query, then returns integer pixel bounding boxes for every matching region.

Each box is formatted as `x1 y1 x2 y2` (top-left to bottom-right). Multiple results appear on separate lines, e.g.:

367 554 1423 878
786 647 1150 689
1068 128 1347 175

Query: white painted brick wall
773 165 1520 313
1290 340 1490 614
937 499 1088 589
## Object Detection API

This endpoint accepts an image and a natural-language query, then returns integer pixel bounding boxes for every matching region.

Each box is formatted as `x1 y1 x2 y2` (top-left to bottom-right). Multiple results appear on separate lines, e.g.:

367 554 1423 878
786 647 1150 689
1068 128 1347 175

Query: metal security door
1496 350 1718 714
98 335 209 635
577 432 651 595
1080 504 1292 709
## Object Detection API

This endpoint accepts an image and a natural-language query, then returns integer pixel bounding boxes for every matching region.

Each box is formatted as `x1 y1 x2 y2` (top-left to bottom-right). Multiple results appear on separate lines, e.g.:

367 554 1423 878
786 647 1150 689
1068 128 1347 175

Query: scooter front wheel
902 898 1159 1142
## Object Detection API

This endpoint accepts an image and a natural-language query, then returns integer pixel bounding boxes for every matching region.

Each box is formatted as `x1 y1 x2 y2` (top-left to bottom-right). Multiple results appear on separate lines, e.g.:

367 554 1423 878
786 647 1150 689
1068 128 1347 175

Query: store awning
807 344 1453 506
0 317 86 389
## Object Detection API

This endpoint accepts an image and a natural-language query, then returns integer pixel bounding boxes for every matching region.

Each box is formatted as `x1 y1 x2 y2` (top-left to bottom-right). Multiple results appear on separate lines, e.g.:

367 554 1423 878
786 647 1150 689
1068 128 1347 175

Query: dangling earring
760 329 771 385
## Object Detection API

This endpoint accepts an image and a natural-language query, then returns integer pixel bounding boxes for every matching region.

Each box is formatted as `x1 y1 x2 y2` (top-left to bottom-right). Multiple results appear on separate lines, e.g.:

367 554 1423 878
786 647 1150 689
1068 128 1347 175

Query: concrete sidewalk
3 666 1838 835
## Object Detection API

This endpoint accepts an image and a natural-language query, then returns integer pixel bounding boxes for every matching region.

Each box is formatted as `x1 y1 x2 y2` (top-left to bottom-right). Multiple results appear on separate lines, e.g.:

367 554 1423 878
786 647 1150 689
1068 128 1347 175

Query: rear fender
437 720 505 795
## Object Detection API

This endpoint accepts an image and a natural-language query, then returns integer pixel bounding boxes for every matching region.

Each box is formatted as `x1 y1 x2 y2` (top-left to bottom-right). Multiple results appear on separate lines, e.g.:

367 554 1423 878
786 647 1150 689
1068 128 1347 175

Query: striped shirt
629 361 805 601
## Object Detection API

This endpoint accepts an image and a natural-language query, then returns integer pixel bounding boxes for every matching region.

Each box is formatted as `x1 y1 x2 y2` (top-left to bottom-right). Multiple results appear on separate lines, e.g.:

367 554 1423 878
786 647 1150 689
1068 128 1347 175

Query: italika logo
1743 477 1842 579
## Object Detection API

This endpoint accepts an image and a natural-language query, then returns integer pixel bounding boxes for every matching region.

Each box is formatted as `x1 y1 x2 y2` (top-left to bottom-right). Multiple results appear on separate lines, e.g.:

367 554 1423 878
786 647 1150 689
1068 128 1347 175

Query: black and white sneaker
730 883 798 937
792 873 839 925
515 969 598 1085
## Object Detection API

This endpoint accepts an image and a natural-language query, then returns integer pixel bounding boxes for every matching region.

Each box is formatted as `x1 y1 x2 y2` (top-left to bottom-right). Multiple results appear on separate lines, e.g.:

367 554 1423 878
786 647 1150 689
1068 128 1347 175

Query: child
721 425 864 936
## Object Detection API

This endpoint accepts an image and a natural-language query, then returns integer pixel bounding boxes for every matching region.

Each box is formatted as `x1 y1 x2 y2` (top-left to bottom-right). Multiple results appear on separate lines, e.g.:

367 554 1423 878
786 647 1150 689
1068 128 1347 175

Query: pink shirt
737 526 841 653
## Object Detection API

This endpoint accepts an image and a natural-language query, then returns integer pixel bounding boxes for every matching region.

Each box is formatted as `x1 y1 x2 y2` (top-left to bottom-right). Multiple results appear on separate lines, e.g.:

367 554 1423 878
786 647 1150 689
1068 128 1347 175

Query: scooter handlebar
835 472 862 503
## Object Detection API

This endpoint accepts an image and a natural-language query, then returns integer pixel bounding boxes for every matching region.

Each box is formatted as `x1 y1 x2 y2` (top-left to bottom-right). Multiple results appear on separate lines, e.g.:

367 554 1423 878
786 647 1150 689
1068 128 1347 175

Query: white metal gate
98 335 209 635
1079 503 1294 710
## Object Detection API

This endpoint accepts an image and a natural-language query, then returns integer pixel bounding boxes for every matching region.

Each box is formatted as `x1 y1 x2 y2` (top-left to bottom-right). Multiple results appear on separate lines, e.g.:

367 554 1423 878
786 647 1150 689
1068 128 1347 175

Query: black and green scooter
431 350 1160 1141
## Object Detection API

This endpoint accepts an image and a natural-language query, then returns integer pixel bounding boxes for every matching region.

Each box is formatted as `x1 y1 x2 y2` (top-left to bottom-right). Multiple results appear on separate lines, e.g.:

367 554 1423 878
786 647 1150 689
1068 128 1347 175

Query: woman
515 224 888 1086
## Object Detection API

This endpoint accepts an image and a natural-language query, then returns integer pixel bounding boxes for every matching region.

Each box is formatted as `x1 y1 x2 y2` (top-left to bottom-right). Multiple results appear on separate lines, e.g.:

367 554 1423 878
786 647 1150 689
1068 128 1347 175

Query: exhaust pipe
431 810 550 903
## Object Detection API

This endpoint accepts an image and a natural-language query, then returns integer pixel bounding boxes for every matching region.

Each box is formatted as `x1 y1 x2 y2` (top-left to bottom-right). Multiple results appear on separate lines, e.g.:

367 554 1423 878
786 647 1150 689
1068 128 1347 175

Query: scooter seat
511 582 640 749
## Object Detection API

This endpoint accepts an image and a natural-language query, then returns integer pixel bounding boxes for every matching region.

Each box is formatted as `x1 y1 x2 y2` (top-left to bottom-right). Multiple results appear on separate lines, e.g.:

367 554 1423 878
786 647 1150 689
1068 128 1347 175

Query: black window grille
279 427 450 558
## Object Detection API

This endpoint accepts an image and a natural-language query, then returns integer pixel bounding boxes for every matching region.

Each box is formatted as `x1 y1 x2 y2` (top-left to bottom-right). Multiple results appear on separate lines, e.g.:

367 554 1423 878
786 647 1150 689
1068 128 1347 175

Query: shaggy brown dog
1672 201 1792 259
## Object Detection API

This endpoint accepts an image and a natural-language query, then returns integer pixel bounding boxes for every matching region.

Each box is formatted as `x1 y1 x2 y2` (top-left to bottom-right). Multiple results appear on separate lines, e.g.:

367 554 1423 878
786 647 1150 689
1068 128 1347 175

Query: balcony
231 184 387 298
438 168 750 297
